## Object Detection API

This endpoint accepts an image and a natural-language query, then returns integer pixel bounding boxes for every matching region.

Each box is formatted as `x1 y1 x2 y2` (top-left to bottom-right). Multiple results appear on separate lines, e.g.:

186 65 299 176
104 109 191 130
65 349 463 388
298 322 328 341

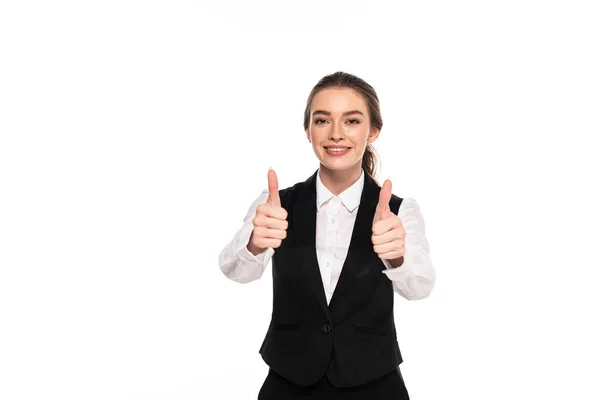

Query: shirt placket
323 197 341 302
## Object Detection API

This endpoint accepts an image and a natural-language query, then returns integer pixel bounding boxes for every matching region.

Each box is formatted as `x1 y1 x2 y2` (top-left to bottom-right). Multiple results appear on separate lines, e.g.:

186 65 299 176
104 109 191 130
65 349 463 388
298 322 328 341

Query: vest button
321 324 332 334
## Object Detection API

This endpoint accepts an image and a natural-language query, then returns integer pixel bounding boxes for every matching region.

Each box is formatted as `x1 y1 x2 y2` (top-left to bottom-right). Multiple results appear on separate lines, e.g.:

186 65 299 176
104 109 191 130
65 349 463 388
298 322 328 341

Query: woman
218 71 436 399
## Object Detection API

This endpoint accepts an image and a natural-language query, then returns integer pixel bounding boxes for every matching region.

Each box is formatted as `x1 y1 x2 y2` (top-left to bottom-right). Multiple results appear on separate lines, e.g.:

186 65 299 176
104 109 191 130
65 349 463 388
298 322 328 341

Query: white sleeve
381 197 436 300
218 189 275 283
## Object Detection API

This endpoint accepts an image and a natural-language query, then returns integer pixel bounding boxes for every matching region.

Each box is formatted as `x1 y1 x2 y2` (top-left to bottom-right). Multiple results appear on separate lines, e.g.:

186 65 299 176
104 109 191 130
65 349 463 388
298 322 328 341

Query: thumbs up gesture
247 168 289 255
372 179 406 267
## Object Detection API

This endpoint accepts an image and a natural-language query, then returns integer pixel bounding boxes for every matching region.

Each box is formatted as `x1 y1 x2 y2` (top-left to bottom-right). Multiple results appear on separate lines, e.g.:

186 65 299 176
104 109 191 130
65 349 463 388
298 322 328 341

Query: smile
324 147 351 156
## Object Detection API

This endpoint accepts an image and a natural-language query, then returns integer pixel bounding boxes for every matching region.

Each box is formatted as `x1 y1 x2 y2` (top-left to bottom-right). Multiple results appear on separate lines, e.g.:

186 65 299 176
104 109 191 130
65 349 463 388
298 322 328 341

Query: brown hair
303 71 382 185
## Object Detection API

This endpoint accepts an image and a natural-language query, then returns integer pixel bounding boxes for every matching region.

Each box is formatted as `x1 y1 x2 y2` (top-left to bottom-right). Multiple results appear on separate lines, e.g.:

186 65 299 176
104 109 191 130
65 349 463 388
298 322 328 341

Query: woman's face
306 87 380 174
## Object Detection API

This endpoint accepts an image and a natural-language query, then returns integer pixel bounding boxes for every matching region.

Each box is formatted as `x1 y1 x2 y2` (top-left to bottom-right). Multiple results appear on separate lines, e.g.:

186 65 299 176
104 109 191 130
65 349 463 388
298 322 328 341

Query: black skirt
258 366 410 400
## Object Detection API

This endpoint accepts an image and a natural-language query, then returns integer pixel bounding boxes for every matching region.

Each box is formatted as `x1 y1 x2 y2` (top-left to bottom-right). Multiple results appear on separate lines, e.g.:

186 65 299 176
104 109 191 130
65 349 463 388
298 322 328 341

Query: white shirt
218 168 436 301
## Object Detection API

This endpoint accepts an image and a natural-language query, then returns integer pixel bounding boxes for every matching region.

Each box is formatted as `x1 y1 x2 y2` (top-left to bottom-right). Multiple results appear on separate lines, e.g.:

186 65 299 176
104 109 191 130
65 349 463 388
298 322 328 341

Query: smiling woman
218 71 436 399
302 72 385 195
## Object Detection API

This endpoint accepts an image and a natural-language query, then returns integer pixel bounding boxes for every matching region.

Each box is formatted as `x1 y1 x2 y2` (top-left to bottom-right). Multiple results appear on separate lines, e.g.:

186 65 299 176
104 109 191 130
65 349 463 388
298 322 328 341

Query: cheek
348 130 370 146
310 127 328 142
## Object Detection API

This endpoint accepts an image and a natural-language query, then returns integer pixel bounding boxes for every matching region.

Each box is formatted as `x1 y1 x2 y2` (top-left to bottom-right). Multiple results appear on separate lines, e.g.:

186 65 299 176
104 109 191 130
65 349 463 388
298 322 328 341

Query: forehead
311 87 367 113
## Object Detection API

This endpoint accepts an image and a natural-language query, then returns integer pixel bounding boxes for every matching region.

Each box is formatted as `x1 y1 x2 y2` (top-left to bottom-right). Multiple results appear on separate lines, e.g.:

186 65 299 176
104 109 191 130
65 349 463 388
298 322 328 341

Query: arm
381 198 436 300
218 189 275 283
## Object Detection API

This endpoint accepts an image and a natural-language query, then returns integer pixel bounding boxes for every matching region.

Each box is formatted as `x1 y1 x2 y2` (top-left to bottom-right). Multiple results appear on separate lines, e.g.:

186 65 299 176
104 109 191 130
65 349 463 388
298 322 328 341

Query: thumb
374 179 392 222
267 168 281 207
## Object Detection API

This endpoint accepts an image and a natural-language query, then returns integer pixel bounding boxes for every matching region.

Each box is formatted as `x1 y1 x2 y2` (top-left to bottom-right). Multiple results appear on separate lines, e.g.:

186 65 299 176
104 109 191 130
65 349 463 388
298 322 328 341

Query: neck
318 163 363 196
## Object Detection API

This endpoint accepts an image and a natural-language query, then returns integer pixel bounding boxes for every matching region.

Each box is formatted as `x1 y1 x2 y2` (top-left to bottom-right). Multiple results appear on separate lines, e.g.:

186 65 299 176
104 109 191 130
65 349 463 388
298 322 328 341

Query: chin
320 161 356 171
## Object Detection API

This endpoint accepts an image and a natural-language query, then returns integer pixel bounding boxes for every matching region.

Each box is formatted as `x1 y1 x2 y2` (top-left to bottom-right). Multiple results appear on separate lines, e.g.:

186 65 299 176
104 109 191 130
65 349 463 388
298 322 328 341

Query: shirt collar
316 168 364 213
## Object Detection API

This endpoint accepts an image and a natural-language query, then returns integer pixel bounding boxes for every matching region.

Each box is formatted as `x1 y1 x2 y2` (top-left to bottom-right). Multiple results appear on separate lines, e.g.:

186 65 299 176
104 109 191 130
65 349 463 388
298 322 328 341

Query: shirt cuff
237 240 274 264
235 223 274 264
381 263 421 283
381 251 416 280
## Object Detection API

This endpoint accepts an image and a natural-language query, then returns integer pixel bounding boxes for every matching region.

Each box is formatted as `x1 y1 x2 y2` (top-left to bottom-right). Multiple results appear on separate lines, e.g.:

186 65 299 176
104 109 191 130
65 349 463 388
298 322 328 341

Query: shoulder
391 192 404 204
276 171 318 205
398 196 415 208
397 197 426 218
277 179 307 205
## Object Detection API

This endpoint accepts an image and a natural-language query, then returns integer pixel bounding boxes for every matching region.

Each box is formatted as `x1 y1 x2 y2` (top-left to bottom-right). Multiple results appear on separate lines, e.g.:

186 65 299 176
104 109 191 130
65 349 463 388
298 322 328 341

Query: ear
367 127 381 143
306 129 311 143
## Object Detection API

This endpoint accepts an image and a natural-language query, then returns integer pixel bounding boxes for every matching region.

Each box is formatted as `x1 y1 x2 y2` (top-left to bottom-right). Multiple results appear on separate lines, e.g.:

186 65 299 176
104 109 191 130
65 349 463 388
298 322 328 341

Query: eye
314 118 327 125
347 119 360 124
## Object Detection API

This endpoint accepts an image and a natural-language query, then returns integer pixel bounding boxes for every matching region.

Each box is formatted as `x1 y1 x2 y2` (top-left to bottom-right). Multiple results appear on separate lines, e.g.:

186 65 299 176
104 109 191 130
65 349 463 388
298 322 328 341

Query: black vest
259 169 404 387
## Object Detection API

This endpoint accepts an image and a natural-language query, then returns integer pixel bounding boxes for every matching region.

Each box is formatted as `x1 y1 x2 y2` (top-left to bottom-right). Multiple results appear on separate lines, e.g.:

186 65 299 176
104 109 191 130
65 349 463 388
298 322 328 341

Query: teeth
326 147 349 152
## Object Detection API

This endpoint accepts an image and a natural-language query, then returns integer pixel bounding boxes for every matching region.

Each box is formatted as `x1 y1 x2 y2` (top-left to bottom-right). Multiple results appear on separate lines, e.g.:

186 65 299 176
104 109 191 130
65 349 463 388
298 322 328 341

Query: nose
329 121 345 141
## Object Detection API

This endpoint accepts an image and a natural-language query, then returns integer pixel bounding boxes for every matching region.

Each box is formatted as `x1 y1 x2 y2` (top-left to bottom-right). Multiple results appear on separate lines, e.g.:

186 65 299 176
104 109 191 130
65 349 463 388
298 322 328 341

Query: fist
372 179 406 265
247 168 289 254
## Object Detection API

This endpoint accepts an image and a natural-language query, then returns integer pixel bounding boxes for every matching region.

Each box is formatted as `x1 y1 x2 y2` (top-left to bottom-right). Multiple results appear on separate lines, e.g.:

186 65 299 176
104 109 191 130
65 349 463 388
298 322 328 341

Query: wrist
388 256 404 268
247 234 266 256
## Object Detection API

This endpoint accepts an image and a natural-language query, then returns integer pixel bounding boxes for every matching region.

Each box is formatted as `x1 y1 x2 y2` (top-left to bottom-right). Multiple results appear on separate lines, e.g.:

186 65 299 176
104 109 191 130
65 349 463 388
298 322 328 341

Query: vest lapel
292 170 330 319
292 169 380 317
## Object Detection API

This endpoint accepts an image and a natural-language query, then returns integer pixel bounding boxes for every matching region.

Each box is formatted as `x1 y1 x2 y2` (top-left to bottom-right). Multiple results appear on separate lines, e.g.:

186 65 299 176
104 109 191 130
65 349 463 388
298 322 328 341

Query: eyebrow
312 110 364 117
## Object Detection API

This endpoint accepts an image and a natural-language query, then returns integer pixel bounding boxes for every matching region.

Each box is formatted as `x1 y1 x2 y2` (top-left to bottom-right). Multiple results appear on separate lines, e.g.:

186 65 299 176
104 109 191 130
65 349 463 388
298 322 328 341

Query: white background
1 1 599 399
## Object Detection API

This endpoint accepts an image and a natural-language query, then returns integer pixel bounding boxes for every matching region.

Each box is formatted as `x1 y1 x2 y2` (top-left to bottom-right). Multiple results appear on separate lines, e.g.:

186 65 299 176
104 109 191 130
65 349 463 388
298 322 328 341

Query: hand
247 168 289 255
372 179 406 266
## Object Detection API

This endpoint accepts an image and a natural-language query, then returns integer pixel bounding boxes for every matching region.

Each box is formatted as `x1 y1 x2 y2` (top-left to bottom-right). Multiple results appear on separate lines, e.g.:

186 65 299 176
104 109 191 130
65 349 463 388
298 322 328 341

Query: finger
254 226 288 240
374 179 392 221
373 241 399 255
371 229 405 246
376 179 392 213
374 243 405 257
377 249 405 260
372 215 402 236
254 215 289 230
257 203 288 221
267 168 281 207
